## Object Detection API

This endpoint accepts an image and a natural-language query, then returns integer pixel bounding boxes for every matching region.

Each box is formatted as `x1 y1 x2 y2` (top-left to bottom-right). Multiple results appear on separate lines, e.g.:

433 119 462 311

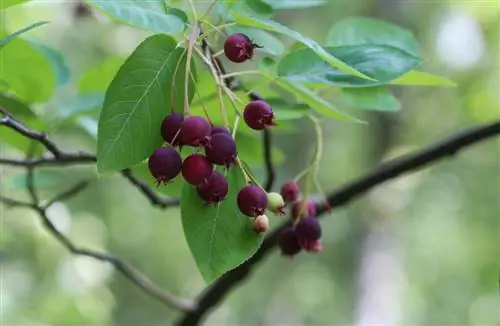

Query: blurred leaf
327 17 420 56
391 70 457 87
0 79 8 91
181 166 263 283
236 133 285 166
78 57 125 93
97 34 195 174
266 98 310 120
0 92 35 117
239 0 274 16
59 93 104 119
227 26 284 56
3 170 60 189
264 0 327 9
29 41 70 86
131 162 184 197
75 116 98 139
0 0 30 10
340 87 401 111
231 11 372 80
0 21 48 49
277 45 421 87
85 0 186 34
0 38 55 102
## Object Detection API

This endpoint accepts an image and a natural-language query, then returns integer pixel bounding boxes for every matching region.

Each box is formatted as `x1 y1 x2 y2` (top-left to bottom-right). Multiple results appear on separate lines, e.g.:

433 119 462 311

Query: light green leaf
277 45 421 87
340 87 400 111
327 17 420 56
59 93 104 119
0 92 35 117
231 11 372 80
236 133 285 166
227 26 284 56
264 0 327 9
181 166 263 283
30 41 70 86
391 70 457 87
0 21 48 49
97 34 195 174
266 98 310 120
0 0 29 10
85 0 186 34
78 57 125 93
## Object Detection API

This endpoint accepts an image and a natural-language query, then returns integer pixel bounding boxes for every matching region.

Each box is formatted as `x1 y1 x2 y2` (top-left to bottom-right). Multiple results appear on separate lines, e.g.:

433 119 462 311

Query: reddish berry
182 154 213 185
278 227 302 256
148 147 182 185
161 112 184 146
196 171 229 205
253 214 269 234
237 185 267 217
291 199 316 222
304 239 323 253
180 116 211 147
295 216 322 247
211 126 230 136
243 100 276 130
281 181 300 203
205 133 237 167
224 33 262 63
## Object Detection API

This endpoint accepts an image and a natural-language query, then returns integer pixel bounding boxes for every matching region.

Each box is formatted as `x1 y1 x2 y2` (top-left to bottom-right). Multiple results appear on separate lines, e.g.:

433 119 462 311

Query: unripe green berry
266 192 285 215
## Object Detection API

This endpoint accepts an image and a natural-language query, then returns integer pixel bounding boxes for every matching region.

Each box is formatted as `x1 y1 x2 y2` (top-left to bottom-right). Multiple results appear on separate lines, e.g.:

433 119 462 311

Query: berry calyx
295 216 322 248
182 154 213 186
291 199 317 222
180 116 211 147
243 100 276 130
253 214 269 234
148 147 182 185
224 33 262 63
303 239 323 253
205 133 237 167
281 181 300 203
237 185 268 217
161 112 184 146
196 171 229 205
211 126 230 136
266 192 285 215
278 227 302 256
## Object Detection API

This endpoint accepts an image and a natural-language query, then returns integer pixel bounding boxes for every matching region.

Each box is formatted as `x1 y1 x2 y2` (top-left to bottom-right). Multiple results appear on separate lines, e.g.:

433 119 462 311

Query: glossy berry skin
243 100 276 130
295 216 322 247
205 133 237 167
253 214 269 234
278 227 302 256
291 199 317 222
148 147 182 185
180 116 211 147
281 181 300 203
267 192 285 215
211 126 230 136
197 171 229 205
224 33 262 63
161 112 184 146
237 185 268 217
182 154 213 186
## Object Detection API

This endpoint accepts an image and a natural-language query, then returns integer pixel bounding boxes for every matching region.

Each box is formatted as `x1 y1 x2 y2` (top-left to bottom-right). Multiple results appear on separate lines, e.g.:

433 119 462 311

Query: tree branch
176 119 500 325
121 169 180 208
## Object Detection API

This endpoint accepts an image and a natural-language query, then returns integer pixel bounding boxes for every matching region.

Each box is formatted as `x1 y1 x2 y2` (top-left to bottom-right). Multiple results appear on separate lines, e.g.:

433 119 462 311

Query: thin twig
121 169 180 208
42 180 91 209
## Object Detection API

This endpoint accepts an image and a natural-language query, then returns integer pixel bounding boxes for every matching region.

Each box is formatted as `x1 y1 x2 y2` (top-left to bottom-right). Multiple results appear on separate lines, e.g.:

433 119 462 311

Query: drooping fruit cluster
277 181 325 257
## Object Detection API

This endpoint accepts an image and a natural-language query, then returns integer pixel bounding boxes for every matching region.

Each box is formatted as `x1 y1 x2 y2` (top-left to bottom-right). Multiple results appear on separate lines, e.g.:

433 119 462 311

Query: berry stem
222 70 261 80
231 116 240 139
238 158 262 188
199 0 218 21
189 70 212 123
213 49 224 57
187 0 198 21
200 20 235 37
170 47 188 114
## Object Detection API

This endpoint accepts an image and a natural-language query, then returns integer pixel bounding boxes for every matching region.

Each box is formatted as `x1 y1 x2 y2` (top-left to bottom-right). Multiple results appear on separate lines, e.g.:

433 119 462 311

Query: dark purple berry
161 112 184 146
237 185 267 217
148 147 182 185
291 199 316 222
196 171 229 205
180 116 211 147
182 154 213 185
74 2 92 17
243 100 276 130
205 133 237 167
278 227 302 256
281 181 300 203
224 33 262 63
295 216 322 247
211 126 230 136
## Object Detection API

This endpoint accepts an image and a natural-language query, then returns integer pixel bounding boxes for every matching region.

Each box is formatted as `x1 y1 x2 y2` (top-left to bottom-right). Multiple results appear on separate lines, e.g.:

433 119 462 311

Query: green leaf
78 57 125 93
181 167 263 283
0 0 29 10
264 0 327 9
0 21 48 49
277 45 421 87
97 34 195 174
85 0 186 34
29 41 70 86
327 17 420 56
227 26 284 56
391 70 457 87
236 133 285 166
231 11 372 80
266 98 310 120
0 92 35 117
240 0 274 16
0 37 56 102
59 93 104 119
340 87 400 111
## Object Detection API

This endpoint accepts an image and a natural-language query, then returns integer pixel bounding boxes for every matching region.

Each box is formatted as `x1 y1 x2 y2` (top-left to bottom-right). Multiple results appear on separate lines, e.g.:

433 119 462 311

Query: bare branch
0 154 97 167
0 197 36 209
121 169 180 208
42 180 91 209
176 120 500 325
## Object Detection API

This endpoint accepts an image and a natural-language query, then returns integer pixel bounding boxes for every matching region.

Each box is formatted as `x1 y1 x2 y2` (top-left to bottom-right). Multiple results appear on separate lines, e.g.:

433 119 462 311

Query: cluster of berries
277 181 323 257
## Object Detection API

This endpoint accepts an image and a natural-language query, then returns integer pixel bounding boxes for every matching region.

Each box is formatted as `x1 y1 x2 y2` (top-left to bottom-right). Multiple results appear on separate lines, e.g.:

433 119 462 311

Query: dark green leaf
0 0 30 10
277 45 422 87
97 34 196 174
0 21 48 49
85 0 185 34
240 0 274 16
327 17 420 56
227 26 284 56
264 0 327 9
181 166 263 283
340 87 400 111
29 41 70 86
78 57 125 93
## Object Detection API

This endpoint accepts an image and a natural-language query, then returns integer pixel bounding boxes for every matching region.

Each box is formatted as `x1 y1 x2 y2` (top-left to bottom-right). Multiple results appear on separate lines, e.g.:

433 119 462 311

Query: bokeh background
1 1 499 325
